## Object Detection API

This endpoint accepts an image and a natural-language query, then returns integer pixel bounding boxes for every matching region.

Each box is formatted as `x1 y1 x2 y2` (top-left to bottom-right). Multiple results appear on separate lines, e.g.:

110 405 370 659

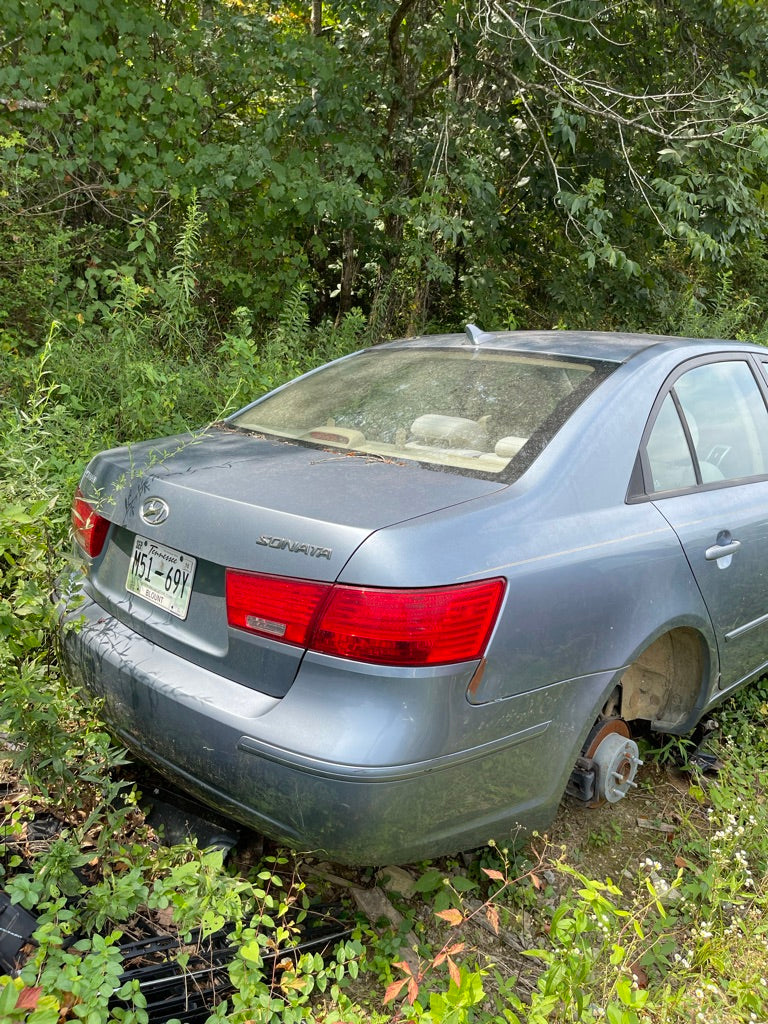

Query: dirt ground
331 756 713 1009
547 758 701 882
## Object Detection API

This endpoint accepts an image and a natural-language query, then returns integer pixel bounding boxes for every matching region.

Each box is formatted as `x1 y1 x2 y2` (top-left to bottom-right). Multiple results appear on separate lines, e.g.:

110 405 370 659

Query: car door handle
705 540 741 560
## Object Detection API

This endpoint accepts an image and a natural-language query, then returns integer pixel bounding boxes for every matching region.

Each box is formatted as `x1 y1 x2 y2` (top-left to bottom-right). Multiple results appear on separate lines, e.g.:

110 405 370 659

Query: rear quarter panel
341 348 719 705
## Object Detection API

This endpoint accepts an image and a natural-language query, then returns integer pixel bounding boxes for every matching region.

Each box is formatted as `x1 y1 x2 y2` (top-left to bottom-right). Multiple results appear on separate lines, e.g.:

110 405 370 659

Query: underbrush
3 311 768 1023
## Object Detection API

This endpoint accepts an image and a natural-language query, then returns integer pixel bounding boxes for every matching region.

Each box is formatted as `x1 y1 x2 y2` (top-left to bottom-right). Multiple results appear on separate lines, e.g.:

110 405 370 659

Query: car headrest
409 414 489 449
495 435 527 459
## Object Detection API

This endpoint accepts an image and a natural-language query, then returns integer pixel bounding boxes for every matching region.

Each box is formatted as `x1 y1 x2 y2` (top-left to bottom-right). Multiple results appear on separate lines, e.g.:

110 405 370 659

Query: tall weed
658 270 762 342
217 284 368 411
0 332 129 818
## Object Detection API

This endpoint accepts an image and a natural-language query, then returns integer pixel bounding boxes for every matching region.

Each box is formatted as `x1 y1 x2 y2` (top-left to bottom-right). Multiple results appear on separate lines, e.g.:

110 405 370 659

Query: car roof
380 329 765 364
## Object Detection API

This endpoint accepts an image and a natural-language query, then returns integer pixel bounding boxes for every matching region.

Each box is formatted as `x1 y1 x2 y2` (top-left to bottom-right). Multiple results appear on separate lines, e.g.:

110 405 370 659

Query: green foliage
18 929 148 1024
0 336 123 809
0 128 77 354
79 868 149 933
6 0 768 340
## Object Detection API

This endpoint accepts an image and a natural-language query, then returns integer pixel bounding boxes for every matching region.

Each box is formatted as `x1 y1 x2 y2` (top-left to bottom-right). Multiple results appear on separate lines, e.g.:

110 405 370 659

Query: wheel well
616 628 706 731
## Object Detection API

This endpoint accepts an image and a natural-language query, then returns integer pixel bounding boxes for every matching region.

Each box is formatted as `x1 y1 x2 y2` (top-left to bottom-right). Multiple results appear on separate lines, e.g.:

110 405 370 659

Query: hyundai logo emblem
140 497 170 526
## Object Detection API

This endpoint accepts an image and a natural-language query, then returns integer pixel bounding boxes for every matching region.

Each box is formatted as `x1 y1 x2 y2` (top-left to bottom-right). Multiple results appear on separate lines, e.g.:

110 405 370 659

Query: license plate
126 537 197 620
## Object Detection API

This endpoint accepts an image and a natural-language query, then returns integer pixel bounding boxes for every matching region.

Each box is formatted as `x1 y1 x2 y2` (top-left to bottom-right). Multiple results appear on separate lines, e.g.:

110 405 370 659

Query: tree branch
475 0 768 143
1 97 47 111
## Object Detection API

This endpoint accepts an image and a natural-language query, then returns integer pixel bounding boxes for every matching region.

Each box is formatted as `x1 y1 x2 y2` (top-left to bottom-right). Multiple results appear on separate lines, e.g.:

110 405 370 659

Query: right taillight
72 487 110 558
225 571 505 667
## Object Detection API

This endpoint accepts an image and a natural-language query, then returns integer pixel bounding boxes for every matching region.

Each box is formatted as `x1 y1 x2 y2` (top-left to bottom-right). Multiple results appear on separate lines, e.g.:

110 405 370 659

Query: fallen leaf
154 905 175 930
674 855 700 874
629 962 648 989
16 988 42 1010
436 908 464 927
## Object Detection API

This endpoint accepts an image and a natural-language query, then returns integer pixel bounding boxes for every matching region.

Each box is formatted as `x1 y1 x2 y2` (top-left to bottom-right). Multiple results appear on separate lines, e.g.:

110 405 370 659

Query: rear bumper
62 593 615 864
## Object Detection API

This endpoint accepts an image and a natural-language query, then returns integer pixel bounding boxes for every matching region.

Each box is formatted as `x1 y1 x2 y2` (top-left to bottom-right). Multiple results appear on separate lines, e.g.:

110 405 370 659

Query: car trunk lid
76 427 505 697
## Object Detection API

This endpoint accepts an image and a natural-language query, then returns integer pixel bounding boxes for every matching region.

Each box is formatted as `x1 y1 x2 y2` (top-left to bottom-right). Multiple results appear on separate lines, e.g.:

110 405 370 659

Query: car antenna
465 323 490 346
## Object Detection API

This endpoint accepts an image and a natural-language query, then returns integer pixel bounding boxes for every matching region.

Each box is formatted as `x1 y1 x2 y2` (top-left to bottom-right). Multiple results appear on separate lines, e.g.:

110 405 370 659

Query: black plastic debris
0 890 352 1024
688 750 722 774
114 928 235 1023
0 894 38 974
25 815 63 845
113 909 353 1024
687 718 722 775
144 781 240 854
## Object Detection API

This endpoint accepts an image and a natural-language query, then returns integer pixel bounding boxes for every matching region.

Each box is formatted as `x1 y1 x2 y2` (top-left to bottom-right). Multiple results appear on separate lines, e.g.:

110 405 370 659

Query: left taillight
71 487 110 558
226 571 331 646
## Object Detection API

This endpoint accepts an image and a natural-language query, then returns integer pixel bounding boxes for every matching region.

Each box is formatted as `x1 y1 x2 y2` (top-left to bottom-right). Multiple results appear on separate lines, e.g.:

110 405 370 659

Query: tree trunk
335 229 358 325
311 0 322 36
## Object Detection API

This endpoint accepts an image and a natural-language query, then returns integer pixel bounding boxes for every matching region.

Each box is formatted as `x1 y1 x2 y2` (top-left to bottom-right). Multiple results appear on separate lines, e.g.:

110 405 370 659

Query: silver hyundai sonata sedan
62 328 768 863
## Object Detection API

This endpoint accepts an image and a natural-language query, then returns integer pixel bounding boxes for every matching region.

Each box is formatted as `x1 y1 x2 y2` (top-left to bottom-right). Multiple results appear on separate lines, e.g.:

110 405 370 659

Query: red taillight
72 487 110 558
226 571 505 667
314 580 505 665
226 571 331 646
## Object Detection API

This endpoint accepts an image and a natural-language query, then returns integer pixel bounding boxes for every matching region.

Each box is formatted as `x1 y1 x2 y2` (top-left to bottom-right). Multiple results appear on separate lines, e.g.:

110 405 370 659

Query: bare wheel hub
584 719 643 804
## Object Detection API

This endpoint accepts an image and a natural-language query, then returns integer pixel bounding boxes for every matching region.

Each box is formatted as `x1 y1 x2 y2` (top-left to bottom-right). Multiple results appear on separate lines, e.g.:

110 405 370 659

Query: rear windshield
230 348 613 478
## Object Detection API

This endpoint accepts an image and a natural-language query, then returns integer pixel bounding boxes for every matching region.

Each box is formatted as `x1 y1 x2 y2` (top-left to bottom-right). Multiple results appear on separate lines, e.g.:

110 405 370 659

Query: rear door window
643 358 768 494
645 394 697 492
